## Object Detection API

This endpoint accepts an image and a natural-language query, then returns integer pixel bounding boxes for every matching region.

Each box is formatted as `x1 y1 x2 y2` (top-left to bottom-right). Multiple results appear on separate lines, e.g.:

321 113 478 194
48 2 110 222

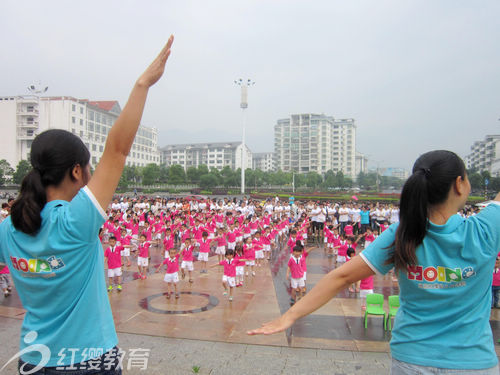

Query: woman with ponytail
249 150 500 374
0 36 173 374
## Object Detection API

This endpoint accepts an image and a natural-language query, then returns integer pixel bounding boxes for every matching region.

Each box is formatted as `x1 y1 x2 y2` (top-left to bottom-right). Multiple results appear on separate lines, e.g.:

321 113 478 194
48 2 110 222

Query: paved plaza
2 241 500 374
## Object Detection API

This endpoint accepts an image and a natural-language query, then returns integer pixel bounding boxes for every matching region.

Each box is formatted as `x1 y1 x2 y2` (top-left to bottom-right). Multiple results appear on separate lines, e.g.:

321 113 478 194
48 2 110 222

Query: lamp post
234 78 254 194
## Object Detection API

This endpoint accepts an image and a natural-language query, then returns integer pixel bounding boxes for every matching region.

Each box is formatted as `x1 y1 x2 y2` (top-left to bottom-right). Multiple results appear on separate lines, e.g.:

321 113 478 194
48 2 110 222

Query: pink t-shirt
0 266 9 274
360 275 374 290
198 239 211 253
344 225 353 236
138 242 150 258
163 234 175 251
220 259 237 277
104 246 123 269
244 244 255 260
288 256 304 279
162 254 180 274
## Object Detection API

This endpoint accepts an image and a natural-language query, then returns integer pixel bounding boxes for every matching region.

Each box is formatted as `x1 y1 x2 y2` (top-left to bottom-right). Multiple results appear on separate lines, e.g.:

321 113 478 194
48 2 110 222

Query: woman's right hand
137 35 174 88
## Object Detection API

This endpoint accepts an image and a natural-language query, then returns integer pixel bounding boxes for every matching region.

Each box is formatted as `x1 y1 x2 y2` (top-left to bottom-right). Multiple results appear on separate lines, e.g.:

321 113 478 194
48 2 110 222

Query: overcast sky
2 1 499 171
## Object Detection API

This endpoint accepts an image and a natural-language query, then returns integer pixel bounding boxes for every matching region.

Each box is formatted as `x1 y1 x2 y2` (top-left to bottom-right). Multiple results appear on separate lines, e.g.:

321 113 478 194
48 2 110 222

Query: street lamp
234 78 255 195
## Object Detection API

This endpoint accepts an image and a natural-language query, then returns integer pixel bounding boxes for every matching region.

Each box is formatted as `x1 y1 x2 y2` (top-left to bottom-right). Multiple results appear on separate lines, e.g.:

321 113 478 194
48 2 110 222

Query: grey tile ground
0 317 392 374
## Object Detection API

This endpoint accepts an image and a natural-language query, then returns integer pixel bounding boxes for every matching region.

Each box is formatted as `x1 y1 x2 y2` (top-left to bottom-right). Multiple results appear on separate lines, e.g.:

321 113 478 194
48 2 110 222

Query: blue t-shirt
360 203 500 370
360 210 370 225
0 186 117 367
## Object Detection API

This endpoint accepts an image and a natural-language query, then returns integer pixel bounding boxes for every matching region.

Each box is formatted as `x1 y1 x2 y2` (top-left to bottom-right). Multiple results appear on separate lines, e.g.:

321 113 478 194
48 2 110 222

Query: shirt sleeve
64 186 107 243
467 203 500 258
359 224 397 275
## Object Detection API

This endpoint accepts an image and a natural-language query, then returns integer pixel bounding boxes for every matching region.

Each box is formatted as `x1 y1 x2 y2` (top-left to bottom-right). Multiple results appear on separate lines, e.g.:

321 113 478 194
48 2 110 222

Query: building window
92 144 97 151
80 107 83 114
72 117 76 124
72 104 76 111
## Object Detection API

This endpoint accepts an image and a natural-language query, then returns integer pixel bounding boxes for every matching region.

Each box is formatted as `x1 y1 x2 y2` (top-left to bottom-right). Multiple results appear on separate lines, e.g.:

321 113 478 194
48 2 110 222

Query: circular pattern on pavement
138 291 219 314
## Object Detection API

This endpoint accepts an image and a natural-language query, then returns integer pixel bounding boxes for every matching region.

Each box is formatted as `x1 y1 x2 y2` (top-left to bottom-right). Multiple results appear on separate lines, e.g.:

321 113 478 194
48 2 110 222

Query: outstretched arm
248 255 374 335
88 36 174 210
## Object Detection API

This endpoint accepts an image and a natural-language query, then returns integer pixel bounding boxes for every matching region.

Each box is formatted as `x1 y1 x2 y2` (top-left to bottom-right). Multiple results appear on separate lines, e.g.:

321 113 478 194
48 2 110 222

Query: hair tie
419 168 431 178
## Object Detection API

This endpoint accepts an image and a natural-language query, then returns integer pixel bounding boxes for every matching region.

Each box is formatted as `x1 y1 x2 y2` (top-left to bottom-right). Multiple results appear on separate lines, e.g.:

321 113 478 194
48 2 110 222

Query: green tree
13 160 32 184
306 172 323 188
199 173 219 189
168 164 186 184
142 163 161 185
468 172 482 191
186 166 201 184
0 159 14 185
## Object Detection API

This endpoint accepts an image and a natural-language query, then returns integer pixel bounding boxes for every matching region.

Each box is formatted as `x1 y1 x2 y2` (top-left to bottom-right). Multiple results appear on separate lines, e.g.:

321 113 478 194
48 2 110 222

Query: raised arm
248 255 374 335
88 36 174 210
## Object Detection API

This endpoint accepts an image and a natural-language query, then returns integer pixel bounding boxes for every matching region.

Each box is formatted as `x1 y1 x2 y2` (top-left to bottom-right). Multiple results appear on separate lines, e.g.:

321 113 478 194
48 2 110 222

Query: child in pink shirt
104 236 124 292
137 234 150 279
287 245 305 304
180 238 195 283
156 248 180 299
211 249 244 301
243 237 256 276
492 253 500 309
0 265 12 297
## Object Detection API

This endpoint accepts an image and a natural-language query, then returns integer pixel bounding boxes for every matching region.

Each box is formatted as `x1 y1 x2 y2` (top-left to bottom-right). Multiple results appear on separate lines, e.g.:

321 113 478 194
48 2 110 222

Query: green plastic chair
386 295 400 331
364 293 387 330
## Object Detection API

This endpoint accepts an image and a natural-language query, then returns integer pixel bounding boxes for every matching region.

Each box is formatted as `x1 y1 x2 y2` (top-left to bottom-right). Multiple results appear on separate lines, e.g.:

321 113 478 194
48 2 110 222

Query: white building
466 135 500 176
252 152 275 172
355 152 368 178
161 142 252 171
274 113 356 177
0 95 160 169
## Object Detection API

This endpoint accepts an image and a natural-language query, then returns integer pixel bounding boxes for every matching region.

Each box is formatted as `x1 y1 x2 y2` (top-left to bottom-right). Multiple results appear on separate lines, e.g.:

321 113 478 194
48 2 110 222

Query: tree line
1 159 496 194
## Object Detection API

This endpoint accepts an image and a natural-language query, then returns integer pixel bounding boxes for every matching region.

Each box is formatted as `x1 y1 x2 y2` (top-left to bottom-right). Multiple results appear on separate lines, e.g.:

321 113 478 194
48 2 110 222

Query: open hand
247 314 295 335
137 35 174 88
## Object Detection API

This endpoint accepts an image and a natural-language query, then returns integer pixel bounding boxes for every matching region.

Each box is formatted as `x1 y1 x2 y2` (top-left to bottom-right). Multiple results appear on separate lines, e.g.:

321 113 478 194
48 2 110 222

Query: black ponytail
387 150 466 270
10 129 90 235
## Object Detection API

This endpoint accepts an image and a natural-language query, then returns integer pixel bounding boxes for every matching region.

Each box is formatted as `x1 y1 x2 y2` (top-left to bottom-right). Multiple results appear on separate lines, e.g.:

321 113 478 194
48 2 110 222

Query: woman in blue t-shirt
249 150 500 374
0 37 173 374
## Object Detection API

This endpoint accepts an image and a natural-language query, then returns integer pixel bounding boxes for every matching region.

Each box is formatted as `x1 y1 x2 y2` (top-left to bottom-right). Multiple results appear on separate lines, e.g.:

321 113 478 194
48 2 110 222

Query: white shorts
291 277 305 289
251 229 257 235
245 260 255 266
337 255 346 263
181 261 194 271
139 221 145 226
164 272 179 283
215 246 226 255
155 233 162 240
243 233 251 239
222 275 236 287
227 242 236 250
198 252 209 262
255 250 264 259
137 257 149 266
360 289 374 299
236 236 243 243
121 248 130 256
302 271 307 281
107 267 122 278
236 266 244 276
263 244 271 252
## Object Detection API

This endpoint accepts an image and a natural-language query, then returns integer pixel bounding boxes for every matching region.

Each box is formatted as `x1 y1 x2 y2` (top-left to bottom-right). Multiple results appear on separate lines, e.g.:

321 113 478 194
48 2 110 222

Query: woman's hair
11 129 90 235
387 150 466 270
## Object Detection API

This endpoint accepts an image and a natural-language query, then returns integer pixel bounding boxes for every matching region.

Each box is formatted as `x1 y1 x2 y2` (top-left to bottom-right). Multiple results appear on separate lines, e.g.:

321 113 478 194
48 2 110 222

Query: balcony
17 108 39 116
17 120 39 128
17 132 37 140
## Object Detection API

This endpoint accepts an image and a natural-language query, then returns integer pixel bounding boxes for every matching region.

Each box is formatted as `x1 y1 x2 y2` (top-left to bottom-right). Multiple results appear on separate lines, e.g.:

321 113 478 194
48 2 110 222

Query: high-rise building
252 152 275 172
0 95 160 169
274 113 356 177
466 135 500 176
355 152 368 177
160 142 252 171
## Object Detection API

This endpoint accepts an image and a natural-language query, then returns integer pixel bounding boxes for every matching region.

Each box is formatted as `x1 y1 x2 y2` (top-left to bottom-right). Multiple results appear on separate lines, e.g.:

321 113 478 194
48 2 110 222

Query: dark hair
226 249 235 256
11 129 90 235
109 236 117 241
387 150 466 270
347 247 356 258
292 245 303 253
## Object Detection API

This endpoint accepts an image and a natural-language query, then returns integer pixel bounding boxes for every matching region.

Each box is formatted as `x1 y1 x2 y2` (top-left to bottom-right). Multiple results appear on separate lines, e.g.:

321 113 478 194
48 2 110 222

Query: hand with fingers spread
137 35 174 88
